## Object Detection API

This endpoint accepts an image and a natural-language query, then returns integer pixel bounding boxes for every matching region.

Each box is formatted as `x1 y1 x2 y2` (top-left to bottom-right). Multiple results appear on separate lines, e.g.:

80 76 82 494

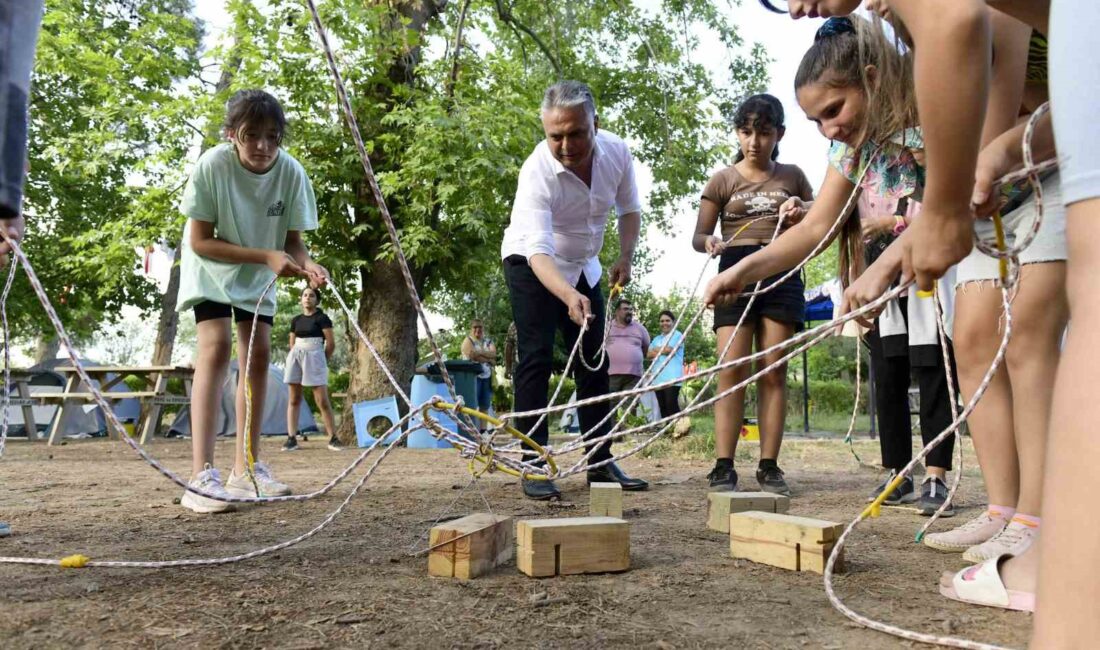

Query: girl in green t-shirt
176 89 328 514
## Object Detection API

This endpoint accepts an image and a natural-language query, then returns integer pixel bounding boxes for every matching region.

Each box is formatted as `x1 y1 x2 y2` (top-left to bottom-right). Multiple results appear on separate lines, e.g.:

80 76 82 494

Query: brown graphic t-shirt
701 163 815 242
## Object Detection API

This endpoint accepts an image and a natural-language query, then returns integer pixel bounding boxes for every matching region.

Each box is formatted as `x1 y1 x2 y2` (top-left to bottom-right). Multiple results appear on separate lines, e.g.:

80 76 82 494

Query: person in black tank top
283 287 340 451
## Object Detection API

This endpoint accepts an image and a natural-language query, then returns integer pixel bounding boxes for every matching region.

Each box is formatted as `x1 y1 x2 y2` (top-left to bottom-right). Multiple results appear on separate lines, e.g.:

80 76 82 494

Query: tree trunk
33 335 60 364
150 247 180 366
337 258 419 441
334 1 449 443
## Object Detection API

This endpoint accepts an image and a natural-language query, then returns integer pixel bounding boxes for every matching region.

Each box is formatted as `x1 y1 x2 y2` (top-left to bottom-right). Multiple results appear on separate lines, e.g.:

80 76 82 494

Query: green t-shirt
176 143 318 317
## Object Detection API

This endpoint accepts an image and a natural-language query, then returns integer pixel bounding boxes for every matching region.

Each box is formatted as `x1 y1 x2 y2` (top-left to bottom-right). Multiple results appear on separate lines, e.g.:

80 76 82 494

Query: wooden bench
34 391 158 401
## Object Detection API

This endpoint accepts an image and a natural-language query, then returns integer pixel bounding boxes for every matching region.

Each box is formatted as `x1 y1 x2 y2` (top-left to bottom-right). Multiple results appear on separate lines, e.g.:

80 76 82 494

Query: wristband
891 215 907 236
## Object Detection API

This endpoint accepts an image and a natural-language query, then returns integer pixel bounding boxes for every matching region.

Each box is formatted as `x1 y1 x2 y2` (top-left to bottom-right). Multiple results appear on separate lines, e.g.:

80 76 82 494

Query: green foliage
18 0 202 342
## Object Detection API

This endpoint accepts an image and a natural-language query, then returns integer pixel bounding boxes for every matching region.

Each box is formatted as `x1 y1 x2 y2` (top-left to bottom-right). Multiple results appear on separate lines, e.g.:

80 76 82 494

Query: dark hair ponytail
224 89 287 142
732 93 785 163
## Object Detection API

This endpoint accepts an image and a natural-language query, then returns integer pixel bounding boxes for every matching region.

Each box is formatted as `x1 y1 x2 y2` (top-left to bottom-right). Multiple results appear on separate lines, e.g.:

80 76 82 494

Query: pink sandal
939 554 1035 612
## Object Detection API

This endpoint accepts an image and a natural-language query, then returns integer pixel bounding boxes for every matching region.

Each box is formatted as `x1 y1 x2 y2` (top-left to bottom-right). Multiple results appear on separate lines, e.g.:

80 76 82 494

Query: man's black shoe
522 478 561 500
586 462 649 491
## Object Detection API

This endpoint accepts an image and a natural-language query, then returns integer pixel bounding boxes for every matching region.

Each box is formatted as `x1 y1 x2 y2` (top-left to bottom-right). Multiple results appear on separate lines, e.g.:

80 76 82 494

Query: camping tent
167 360 317 438
3 359 143 439
558 388 662 433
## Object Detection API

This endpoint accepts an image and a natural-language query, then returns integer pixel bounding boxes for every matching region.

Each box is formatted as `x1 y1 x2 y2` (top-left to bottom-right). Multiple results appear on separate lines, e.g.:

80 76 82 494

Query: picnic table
6 370 42 439
38 365 194 445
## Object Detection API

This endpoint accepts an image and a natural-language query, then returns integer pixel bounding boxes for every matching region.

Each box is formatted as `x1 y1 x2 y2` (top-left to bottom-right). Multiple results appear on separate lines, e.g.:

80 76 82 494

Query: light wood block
589 482 623 519
707 491 790 533
428 513 513 579
516 517 630 577
729 511 844 575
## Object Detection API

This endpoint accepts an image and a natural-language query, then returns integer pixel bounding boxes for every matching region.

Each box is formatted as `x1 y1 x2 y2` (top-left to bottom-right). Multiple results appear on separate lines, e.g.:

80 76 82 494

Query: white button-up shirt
501 130 642 287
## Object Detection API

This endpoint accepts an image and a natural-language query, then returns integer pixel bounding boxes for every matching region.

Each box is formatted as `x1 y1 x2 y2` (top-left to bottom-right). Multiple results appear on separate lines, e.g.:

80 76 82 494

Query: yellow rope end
60 554 90 568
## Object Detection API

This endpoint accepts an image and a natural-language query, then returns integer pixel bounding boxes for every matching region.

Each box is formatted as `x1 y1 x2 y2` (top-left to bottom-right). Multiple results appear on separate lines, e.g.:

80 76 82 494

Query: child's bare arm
888 0 989 289
983 9 1032 147
190 219 303 277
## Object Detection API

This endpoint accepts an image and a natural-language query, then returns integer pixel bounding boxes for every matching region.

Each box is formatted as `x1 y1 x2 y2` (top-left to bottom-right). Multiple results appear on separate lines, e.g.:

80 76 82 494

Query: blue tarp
804 282 835 322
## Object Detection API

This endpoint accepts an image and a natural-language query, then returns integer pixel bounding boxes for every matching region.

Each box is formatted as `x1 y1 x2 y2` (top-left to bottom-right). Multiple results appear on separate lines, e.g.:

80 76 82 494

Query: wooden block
589 482 623 519
516 517 630 577
428 513 513 579
729 511 844 575
707 491 790 533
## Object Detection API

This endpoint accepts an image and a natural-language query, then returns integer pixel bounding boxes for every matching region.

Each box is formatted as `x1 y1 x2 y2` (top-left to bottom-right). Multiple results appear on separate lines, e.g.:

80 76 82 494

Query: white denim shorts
956 173 1066 286
284 337 328 387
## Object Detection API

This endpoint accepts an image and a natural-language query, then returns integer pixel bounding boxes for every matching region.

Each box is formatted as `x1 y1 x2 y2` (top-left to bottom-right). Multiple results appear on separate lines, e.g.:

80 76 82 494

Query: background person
283 286 341 452
647 309 685 418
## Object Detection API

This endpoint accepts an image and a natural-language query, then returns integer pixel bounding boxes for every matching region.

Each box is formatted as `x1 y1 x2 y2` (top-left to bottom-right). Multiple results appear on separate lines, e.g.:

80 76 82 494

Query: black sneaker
867 470 917 505
756 465 791 496
919 476 956 517
327 436 344 452
281 436 299 452
707 463 738 491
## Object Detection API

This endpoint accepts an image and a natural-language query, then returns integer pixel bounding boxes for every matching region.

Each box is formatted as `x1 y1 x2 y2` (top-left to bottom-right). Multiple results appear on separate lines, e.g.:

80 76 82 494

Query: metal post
866 341 877 439
802 348 810 434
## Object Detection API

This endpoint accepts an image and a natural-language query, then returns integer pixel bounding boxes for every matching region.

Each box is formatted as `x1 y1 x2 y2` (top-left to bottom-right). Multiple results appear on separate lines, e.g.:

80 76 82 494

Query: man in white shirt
502 80 649 500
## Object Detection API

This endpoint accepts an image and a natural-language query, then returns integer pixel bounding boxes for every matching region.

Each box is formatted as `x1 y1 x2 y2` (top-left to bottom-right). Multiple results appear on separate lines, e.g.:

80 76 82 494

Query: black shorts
193 300 274 325
713 245 805 331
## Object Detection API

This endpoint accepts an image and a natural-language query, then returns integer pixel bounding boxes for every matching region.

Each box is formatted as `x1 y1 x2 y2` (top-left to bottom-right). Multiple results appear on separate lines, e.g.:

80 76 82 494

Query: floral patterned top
828 128 926 201
831 127 1035 207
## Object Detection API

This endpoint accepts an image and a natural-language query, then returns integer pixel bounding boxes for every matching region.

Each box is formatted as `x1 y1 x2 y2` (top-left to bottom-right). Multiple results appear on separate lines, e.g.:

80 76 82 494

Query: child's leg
714 323 756 460
311 385 337 439
866 329 914 471
1005 262 1067 517
234 319 271 476
754 317 795 462
190 318 232 477
915 341 957 480
286 383 303 440
952 286 1019 506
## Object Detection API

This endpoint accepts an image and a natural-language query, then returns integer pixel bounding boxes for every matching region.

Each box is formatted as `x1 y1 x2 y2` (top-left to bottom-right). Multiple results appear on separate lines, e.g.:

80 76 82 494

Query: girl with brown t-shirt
691 94 814 496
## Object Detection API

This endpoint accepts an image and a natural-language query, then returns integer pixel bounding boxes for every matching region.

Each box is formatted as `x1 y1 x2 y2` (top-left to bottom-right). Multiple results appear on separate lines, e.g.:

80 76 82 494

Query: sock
987 504 1016 521
758 458 778 471
1011 513 1041 529
715 457 733 470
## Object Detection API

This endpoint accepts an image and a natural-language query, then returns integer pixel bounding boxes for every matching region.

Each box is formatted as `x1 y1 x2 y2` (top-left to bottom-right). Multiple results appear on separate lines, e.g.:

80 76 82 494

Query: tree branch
445 0 473 100
493 0 561 76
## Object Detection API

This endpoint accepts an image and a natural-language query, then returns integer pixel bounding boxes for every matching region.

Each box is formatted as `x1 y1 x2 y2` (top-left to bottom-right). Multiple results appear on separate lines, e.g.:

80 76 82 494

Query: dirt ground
0 435 1029 649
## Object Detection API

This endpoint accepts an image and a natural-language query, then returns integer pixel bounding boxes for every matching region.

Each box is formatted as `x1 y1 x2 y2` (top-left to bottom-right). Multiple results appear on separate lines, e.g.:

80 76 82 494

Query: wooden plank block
707 491 790 533
729 511 844 575
516 517 629 577
428 514 513 579
589 482 623 519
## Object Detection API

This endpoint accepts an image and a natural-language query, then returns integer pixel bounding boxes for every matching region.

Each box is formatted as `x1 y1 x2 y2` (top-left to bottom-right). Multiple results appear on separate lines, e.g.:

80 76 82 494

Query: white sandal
939 554 1035 612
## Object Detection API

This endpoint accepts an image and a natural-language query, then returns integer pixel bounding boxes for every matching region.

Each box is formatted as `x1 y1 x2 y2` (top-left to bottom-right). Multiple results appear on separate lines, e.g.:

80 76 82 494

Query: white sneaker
923 511 1007 553
962 520 1039 563
226 461 292 497
180 465 235 514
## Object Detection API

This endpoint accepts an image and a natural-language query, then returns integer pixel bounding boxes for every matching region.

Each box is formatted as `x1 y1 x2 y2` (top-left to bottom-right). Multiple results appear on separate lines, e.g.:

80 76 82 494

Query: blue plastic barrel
408 374 461 448
407 360 481 448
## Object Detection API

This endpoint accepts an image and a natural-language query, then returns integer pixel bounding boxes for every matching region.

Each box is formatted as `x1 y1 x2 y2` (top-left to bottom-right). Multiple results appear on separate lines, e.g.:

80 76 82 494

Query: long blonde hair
794 15 917 153
795 16 916 287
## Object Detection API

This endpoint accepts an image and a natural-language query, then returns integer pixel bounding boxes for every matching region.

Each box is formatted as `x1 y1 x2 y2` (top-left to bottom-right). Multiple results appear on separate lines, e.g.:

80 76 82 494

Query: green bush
547 374 576 407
